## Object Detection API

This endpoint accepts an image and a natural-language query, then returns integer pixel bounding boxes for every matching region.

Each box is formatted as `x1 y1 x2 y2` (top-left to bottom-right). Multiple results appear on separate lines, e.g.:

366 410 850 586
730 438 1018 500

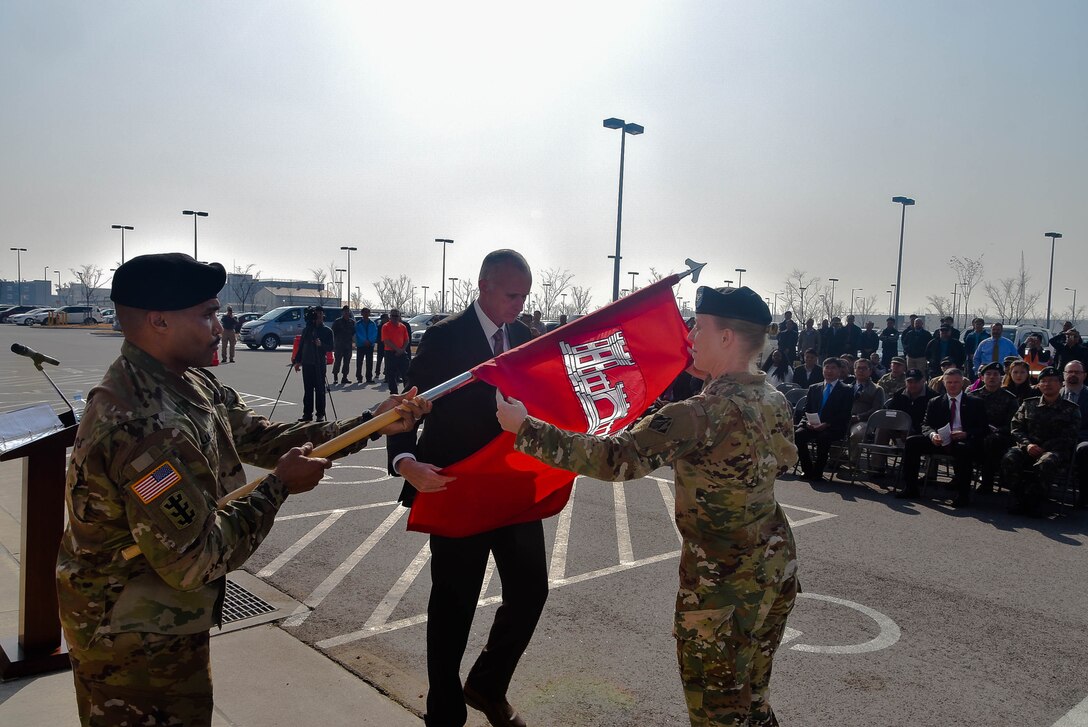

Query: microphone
11 343 60 367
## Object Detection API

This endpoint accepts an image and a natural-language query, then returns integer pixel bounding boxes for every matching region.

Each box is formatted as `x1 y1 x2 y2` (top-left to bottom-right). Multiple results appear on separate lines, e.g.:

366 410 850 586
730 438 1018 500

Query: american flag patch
130 462 182 504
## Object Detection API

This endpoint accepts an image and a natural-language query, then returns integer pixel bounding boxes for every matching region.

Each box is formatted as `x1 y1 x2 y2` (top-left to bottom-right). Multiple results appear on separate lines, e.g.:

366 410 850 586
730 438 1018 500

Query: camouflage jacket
877 373 906 398
515 370 798 553
968 387 1020 434
1009 395 1080 460
57 341 372 650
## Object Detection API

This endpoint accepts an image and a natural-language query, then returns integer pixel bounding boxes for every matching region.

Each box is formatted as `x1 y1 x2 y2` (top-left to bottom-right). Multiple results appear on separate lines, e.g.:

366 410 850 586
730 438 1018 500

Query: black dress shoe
894 489 919 499
298 416 312 422
950 496 971 508
463 684 527 727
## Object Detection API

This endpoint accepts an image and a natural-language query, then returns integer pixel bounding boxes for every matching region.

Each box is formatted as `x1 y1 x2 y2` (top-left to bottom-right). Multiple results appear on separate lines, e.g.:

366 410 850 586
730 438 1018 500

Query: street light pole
799 286 808 322
435 238 454 312
10 247 27 305
886 290 893 317
891 196 915 321
1044 232 1063 329
828 278 839 316
182 210 208 259
735 268 746 286
849 287 862 315
1066 288 1078 327
628 271 639 293
950 284 958 323
449 277 459 310
773 292 782 318
339 246 358 308
111 224 134 264
422 285 429 312
335 268 347 305
542 282 552 318
723 279 733 286
603 117 644 302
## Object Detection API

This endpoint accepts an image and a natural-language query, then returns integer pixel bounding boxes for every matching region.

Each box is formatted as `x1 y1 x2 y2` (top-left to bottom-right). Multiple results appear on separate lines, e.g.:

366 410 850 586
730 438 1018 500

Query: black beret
695 286 771 326
905 368 926 380
111 253 226 311
1037 366 1061 381
978 362 1003 375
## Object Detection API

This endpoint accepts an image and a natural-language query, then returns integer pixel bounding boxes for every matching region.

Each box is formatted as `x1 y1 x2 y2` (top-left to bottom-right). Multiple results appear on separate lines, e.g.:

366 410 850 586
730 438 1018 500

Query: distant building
0 279 53 307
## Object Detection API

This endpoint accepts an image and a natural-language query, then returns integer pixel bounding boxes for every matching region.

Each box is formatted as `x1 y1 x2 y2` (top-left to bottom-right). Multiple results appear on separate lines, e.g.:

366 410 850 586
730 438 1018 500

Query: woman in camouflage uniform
497 286 799 727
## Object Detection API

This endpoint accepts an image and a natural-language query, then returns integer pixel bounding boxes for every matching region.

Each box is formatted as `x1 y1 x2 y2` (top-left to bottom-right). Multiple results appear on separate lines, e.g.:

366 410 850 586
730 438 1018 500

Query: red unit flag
407 276 692 537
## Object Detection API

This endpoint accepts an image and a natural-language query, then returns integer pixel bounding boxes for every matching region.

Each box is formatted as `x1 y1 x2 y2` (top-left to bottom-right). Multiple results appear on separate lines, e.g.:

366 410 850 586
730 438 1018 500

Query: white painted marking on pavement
323 464 392 484
613 481 634 564
479 553 497 597
648 476 682 544
257 511 345 578
1052 695 1088 727
276 500 399 521
282 505 406 627
548 478 577 582
363 542 431 632
780 503 837 528
789 593 901 654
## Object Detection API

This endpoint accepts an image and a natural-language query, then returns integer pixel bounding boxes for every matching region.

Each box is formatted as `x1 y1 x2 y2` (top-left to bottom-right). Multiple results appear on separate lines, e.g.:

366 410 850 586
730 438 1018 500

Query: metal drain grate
222 578 277 625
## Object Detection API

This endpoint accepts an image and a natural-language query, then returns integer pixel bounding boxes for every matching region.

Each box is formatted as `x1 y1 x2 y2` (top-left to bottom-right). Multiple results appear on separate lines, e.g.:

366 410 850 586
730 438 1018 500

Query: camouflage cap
695 286 771 325
111 253 226 310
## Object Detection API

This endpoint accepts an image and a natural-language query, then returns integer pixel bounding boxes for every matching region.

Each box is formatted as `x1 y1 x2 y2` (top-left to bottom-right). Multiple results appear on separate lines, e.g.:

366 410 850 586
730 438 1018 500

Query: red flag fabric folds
406 276 692 537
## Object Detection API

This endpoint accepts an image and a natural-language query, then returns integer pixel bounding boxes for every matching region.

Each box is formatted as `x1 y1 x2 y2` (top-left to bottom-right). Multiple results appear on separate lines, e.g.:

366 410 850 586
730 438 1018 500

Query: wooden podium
0 408 77 679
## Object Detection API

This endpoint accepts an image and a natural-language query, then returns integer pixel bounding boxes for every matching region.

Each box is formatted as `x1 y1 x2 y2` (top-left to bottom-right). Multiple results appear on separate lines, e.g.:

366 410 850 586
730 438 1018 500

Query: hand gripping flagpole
121 259 706 560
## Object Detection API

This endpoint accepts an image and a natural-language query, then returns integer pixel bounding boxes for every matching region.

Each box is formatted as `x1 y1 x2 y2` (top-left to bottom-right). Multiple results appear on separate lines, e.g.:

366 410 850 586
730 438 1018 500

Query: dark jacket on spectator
901 327 931 358
887 386 938 435
924 337 966 375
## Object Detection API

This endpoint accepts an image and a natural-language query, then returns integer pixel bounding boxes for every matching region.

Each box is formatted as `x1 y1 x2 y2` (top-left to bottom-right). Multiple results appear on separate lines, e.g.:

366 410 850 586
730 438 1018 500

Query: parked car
408 313 451 347
10 307 56 326
235 311 266 327
53 305 106 324
240 306 306 350
101 308 116 323
1000 323 1053 350
0 305 38 323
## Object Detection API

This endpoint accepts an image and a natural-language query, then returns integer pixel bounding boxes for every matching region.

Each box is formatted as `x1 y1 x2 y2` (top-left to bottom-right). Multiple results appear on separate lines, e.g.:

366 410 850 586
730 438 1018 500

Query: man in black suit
896 368 987 507
388 250 541 727
924 324 966 377
795 357 854 481
793 348 822 389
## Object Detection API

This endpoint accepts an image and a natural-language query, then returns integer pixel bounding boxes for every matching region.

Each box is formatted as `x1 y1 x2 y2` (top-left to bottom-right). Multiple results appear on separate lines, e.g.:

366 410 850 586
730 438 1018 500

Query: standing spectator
973 322 1017 370
925 325 966 376
354 307 378 383
793 348 823 389
761 349 794 388
777 311 799 363
877 357 908 397
963 318 987 378
969 362 1020 493
1050 328 1088 372
931 316 960 341
797 318 819 358
330 305 356 385
219 306 238 363
1003 367 1081 515
795 358 853 481
529 310 547 337
1019 334 1052 372
380 309 411 395
896 369 987 507
859 321 879 360
374 312 389 379
1059 361 1088 508
841 315 862 357
817 319 833 360
901 318 930 373
847 358 886 465
292 306 333 422
827 317 846 357
879 317 901 370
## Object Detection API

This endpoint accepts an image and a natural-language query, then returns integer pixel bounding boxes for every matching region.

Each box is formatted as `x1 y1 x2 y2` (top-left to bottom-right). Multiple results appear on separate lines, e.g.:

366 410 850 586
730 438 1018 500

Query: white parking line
257 511 346 578
613 482 634 564
648 476 682 544
548 478 577 582
282 506 406 627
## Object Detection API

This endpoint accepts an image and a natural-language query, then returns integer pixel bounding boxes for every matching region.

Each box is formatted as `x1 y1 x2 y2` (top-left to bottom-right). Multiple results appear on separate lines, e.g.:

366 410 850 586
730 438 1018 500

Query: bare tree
230 264 262 311
309 266 329 305
568 286 593 315
926 295 953 320
373 275 415 311
647 267 670 284
854 294 880 321
983 253 1042 324
949 255 985 329
528 268 575 319
815 290 845 321
1066 300 1085 329
781 269 822 324
70 265 104 306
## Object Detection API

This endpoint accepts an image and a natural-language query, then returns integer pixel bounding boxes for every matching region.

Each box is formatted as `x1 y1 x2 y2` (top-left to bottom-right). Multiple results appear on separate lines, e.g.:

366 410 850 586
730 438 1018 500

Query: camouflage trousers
674 545 798 727
68 630 213 727
1002 448 1066 510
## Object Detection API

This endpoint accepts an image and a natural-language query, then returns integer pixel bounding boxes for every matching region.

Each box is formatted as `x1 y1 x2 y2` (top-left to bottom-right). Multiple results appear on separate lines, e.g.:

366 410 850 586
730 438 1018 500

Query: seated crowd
769 313 1088 516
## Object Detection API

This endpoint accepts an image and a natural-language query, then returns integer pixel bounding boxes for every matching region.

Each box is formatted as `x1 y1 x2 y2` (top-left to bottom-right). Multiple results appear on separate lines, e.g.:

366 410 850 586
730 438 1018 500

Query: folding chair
785 388 807 407
850 409 912 486
776 383 800 394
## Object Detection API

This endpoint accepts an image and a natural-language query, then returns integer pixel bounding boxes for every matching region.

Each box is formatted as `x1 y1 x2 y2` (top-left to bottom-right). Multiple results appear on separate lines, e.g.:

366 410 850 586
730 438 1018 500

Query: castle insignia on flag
561 330 635 435
130 461 183 504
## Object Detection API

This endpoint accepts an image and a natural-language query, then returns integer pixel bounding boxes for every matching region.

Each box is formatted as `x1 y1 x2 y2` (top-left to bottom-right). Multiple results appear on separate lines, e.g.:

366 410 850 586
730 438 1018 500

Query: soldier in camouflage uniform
497 286 798 727
1001 366 1081 516
57 253 426 727
967 362 1020 492
877 356 907 398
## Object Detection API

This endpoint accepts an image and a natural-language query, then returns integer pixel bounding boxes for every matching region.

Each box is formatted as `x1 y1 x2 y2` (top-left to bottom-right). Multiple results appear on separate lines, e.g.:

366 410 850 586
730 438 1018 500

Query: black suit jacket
388 305 533 506
793 364 822 390
920 393 988 441
803 381 854 439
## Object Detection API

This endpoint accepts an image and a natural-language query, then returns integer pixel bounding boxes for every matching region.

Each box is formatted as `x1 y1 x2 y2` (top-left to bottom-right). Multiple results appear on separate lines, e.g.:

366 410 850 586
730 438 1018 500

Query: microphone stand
18 351 77 427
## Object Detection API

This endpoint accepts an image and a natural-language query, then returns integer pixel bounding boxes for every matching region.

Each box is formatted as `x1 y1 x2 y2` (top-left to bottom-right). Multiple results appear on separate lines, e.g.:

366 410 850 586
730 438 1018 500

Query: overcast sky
2 1 1084 317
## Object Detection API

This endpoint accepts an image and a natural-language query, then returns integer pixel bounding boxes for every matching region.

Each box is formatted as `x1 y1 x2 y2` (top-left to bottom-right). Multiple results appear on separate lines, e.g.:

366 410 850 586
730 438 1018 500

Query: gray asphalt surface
5 325 1087 726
